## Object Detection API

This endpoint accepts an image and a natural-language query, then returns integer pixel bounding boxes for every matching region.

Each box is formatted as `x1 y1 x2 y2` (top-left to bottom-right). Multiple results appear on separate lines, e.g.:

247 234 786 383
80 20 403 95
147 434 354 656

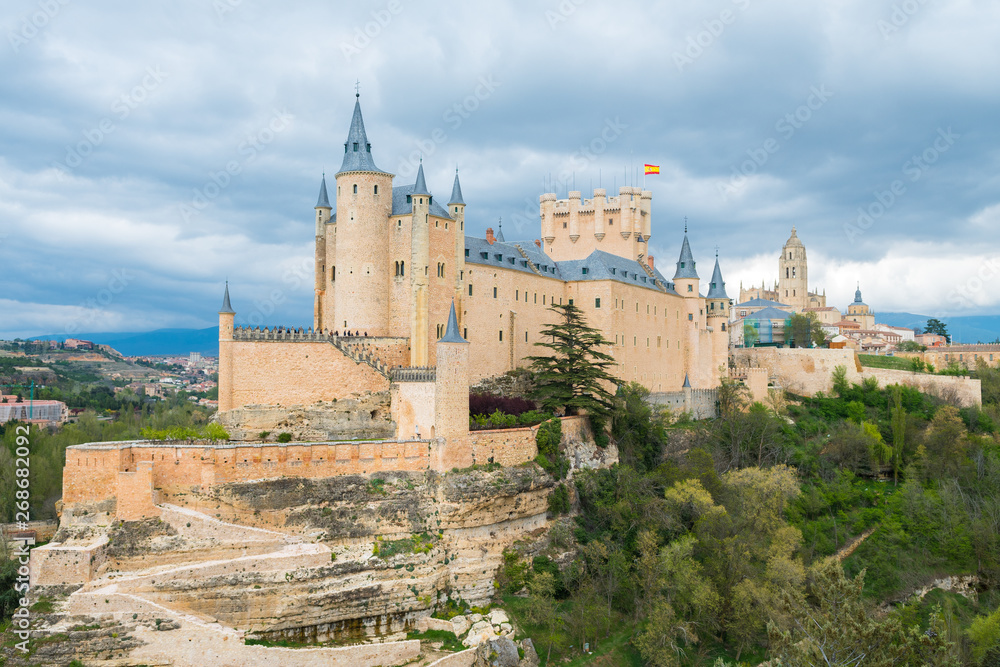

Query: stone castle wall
733 347 981 406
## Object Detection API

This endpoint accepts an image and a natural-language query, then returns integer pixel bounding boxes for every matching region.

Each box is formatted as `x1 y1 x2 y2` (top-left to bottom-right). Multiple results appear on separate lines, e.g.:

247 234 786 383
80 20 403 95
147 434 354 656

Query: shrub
469 393 535 417
276 432 292 443
547 483 570 515
535 418 569 479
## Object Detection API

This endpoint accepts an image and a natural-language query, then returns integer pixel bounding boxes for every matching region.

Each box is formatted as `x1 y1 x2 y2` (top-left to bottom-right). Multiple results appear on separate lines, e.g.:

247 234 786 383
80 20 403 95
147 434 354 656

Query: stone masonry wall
227 339 389 409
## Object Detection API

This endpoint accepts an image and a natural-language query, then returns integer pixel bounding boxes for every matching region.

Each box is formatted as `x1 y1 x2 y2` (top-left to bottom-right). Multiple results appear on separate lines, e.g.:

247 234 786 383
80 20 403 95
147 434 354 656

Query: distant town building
0 394 66 426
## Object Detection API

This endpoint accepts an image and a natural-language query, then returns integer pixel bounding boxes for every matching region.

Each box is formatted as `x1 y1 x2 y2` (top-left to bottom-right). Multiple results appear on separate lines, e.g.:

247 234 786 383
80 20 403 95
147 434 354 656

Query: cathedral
738 227 827 312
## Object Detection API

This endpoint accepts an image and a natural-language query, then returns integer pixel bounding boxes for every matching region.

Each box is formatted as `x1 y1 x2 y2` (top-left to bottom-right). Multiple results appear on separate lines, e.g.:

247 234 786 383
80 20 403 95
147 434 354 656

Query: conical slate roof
316 174 331 208
706 257 728 299
337 97 387 175
219 282 235 314
448 170 465 205
412 162 431 196
682 373 691 388
495 222 505 243
438 301 467 343
673 234 699 280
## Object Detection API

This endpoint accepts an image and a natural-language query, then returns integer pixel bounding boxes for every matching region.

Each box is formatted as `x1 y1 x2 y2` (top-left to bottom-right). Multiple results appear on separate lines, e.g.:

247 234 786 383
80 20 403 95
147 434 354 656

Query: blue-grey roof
853 286 866 306
412 163 430 196
316 175 331 208
706 258 728 299
464 240 676 294
673 235 699 280
337 98 388 175
495 225 505 242
219 282 235 314
448 171 465 205
682 373 691 388
743 306 792 321
735 297 789 308
391 185 452 219
438 301 468 344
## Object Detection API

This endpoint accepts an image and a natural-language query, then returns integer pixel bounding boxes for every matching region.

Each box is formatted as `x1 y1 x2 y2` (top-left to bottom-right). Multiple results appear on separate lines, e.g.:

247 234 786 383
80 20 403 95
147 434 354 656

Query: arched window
353 184 358 194
400 261 405 276
374 184 378 195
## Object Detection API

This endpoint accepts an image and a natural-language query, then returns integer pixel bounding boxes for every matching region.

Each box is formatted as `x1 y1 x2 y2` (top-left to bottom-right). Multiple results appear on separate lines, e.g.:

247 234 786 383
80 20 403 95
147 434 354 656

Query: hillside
30 327 222 357
879 312 1000 344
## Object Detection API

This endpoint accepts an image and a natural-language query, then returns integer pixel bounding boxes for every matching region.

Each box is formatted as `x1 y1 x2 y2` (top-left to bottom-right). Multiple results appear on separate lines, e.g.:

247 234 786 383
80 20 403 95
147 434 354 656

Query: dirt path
835 526 877 562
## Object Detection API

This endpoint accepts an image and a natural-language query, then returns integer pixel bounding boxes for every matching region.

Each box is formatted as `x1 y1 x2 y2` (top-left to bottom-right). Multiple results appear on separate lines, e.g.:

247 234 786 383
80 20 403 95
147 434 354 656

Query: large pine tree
526 303 620 419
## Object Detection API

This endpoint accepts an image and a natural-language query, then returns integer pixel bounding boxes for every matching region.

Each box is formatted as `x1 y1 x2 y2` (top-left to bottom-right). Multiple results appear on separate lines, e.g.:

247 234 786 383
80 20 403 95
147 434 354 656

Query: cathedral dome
784 226 804 248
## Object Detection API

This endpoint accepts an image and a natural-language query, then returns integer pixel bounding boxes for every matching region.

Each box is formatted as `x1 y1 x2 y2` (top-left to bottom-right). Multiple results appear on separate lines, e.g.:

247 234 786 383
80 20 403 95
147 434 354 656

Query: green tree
612 382 668 472
527 303 620 420
832 365 850 397
788 312 826 348
890 385 906 485
925 318 951 343
743 322 759 347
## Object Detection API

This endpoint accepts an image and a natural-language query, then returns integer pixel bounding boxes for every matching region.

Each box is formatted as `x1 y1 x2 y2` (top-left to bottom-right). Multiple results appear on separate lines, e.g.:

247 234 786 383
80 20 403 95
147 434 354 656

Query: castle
213 93 730 452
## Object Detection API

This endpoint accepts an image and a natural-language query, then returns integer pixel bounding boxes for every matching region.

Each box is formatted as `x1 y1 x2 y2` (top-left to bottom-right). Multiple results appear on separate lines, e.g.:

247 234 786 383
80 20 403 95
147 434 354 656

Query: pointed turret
337 95 386 174
495 220 505 243
316 174 331 208
706 257 728 299
683 373 691 388
413 161 431 196
438 300 468 343
673 234 698 280
448 169 465 205
219 282 235 314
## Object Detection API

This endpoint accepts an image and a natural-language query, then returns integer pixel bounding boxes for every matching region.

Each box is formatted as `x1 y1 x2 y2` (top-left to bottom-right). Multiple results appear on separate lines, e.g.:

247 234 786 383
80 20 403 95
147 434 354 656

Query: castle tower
448 169 466 333
410 162 431 366
778 226 808 311
434 301 470 446
706 253 732 377
218 283 235 412
333 93 394 335
314 174 332 331
674 227 701 383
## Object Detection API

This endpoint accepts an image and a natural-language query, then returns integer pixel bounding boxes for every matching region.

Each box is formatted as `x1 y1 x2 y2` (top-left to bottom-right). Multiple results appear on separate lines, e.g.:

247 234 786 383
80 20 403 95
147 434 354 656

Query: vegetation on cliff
502 365 1000 666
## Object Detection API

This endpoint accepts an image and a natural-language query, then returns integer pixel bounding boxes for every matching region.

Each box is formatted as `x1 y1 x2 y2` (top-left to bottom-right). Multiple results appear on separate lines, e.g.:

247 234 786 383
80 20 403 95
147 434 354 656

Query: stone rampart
648 388 719 419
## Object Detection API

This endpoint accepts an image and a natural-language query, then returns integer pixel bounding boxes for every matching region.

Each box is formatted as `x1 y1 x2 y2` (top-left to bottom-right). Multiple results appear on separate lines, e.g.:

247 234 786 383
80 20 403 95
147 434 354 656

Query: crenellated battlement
391 367 436 382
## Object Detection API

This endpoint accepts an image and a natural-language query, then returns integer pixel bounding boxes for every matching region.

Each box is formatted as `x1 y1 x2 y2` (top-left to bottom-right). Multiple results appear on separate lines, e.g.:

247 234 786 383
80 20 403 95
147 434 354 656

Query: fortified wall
733 347 982 406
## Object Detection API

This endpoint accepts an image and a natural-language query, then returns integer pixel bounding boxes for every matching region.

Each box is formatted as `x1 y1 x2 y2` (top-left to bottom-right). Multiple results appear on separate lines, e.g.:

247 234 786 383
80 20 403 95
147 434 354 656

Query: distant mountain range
30 328 222 357
22 313 1000 357
876 313 1000 344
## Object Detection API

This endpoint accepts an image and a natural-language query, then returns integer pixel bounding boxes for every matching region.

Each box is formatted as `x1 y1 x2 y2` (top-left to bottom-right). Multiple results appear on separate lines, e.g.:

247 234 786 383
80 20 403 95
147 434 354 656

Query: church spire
337 95 386 175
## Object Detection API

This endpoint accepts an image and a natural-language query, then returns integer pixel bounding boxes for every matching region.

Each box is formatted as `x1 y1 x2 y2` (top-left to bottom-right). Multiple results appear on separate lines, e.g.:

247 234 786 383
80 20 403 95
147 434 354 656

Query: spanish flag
644 164 660 175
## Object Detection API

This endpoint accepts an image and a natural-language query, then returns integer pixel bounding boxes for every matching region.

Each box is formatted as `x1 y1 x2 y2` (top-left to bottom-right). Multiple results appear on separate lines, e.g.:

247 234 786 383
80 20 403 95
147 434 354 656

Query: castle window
464 328 468 338
634 336 637 346
568 299 574 305
493 287 497 298
688 313 693 321
455 206 459 213
563 222 567 228
610 268 616 275
516 290 519 300
680 262 685 268
398 219 402 227
786 268 789 278
722 323 727 331
407 195 412 203
366 143 371 152
793 290 796 296
495 254 502 262
609 218 613 226
435 220 439 227
534 293 537 303
353 142 359 151
353 184 358 194
480 252 488 259
687 285 693 292
595 297 601 308
543 295 546 304
468 284 473 296
711 302 715 310
582 267 589 275
437 324 444 338
792 267 796 278
509 257 515 265
499 330 503 341
331 266 336 281
374 185 378 195
465 249 470 257
525 331 528 342
657 336 661 348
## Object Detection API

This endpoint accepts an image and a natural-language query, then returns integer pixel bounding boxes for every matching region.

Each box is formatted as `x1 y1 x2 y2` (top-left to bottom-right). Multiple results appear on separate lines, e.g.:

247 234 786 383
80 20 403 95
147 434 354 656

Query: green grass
858 354 916 371
406 628 464 652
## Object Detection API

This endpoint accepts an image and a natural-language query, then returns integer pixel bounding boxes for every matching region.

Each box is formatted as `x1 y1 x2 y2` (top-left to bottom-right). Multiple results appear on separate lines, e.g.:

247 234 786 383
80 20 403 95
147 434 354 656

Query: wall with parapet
648 389 719 419
733 347 981 406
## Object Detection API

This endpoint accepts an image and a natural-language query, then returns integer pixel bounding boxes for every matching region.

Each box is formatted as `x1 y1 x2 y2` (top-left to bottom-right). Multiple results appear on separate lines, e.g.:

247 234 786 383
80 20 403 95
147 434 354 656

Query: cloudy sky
1 0 998 338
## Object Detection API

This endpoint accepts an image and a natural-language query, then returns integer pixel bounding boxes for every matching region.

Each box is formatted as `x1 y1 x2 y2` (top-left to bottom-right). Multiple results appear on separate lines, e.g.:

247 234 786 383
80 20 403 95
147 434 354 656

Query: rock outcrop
215 392 395 441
